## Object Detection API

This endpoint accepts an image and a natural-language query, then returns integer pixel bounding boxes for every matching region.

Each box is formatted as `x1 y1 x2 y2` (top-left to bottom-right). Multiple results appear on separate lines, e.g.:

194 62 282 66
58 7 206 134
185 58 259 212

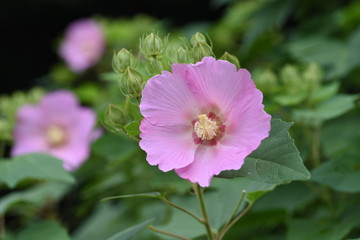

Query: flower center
46 125 67 147
194 114 219 140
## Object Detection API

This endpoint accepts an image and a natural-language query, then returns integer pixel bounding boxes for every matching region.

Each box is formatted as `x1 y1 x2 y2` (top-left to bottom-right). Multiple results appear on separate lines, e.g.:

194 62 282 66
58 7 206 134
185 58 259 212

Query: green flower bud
103 104 126 133
120 67 144 97
220 52 240 69
112 48 133 74
190 32 207 46
139 33 167 58
303 62 322 90
190 32 214 62
192 43 214 62
256 69 278 94
280 65 303 88
176 47 192 63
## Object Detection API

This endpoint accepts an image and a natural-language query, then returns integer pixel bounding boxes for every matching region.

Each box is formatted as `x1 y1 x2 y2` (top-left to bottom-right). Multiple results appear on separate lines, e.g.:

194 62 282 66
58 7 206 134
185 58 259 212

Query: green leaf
253 182 316 213
102 192 162 201
218 119 310 184
0 181 70 215
15 221 70 240
293 94 359 126
0 153 75 188
92 133 136 161
311 149 360 193
309 82 340 104
124 119 142 137
107 219 153 240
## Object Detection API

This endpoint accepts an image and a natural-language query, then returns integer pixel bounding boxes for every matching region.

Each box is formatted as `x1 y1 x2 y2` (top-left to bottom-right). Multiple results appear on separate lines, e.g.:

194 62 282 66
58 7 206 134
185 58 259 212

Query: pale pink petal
172 57 253 117
139 119 198 171
50 143 89 171
13 105 46 138
11 138 48 157
222 89 271 152
175 145 248 187
69 108 97 140
40 91 79 117
140 71 200 126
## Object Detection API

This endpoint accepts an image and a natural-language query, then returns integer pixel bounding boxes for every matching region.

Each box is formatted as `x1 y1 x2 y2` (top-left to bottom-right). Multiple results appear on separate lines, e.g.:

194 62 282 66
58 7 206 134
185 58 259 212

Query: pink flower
139 57 271 187
59 19 105 72
12 91 101 171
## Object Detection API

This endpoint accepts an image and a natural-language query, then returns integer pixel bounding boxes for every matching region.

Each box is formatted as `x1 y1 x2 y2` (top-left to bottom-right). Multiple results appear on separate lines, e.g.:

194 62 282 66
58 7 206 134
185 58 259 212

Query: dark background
1 0 225 94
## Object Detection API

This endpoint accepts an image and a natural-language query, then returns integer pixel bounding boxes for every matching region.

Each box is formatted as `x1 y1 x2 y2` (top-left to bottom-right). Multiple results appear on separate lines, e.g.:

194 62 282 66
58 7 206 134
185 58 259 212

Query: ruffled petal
140 71 200 127
222 88 271 153
172 57 253 117
139 119 198 171
175 144 247 187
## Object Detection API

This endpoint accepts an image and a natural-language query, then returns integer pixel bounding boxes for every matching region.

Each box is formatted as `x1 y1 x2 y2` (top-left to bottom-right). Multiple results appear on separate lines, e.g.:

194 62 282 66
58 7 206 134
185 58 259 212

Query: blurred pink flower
12 91 101 171
139 57 271 187
59 19 105 72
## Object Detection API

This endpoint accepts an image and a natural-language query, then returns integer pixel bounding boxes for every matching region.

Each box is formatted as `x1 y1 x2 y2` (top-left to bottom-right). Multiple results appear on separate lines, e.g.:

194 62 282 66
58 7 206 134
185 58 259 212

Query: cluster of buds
190 32 214 62
112 48 144 98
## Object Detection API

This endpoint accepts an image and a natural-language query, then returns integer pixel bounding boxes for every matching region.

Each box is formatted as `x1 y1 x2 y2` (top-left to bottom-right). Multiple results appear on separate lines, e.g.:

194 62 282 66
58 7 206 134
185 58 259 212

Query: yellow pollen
46 125 67 147
194 114 219 140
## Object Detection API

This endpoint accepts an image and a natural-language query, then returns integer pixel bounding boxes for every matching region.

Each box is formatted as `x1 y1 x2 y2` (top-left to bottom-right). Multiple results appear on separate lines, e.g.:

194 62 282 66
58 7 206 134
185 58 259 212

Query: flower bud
192 43 214 62
190 32 214 62
139 33 167 58
256 69 279 94
190 32 207 46
303 62 322 90
220 52 240 69
112 48 133 74
120 67 144 97
176 47 192 63
103 104 126 133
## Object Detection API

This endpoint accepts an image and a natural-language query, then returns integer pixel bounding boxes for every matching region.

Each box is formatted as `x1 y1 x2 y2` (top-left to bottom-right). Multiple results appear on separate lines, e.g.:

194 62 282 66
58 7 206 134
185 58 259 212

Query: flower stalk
148 225 190 240
193 184 214 240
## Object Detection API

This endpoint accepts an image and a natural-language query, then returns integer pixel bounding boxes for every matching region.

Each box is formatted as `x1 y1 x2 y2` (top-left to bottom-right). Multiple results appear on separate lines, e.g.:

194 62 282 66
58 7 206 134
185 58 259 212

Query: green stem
193 184 213 240
310 125 321 168
221 190 247 232
148 225 190 240
215 203 253 240
0 216 5 239
160 197 203 224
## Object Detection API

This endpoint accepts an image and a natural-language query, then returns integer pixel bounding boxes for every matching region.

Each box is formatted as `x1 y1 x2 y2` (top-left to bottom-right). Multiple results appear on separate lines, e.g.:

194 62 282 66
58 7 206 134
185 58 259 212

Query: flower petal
140 71 200 127
175 145 248 187
222 88 271 152
50 143 90 171
173 57 252 117
40 91 79 119
139 119 198 171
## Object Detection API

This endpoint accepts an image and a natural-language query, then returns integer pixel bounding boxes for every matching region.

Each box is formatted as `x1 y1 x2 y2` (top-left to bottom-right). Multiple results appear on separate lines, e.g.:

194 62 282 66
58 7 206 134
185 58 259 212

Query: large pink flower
12 91 101 171
59 19 105 72
139 57 271 187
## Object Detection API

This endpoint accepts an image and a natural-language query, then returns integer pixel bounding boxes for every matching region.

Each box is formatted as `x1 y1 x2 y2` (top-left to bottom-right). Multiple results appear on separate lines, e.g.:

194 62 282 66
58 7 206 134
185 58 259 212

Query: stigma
194 114 219 140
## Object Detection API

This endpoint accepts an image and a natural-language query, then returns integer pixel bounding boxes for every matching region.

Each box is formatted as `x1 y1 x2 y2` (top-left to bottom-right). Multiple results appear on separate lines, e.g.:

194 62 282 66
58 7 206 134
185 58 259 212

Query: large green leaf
218 119 310 184
311 149 360 193
293 94 359 126
107 219 153 240
0 153 75 188
15 221 70 240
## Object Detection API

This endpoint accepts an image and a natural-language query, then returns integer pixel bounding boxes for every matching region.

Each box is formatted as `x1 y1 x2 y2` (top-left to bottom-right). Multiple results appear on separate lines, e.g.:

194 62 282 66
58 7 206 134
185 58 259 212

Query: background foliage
1 0 360 239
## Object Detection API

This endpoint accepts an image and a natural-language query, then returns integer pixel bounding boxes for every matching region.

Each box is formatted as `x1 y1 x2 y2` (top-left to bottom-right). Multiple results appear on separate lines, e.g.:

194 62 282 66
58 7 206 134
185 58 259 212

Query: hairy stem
148 225 190 240
160 197 203 224
193 184 213 240
215 203 253 240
